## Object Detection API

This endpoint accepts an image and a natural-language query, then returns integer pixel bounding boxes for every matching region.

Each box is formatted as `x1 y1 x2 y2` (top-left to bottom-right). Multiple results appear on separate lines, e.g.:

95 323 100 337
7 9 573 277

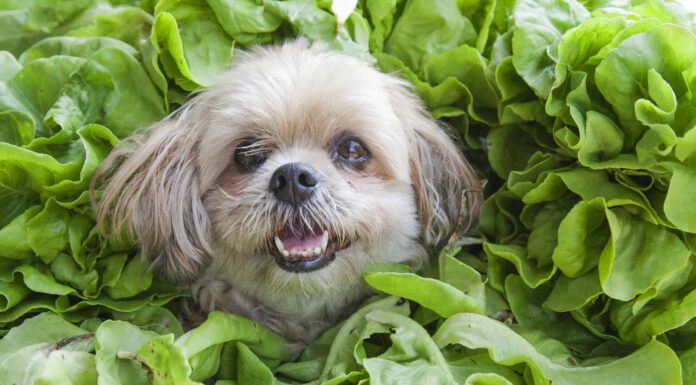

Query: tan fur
92 40 482 348
382 79 483 247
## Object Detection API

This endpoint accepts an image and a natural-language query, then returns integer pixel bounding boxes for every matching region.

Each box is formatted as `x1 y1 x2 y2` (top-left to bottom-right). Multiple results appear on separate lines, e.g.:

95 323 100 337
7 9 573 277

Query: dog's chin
269 224 350 273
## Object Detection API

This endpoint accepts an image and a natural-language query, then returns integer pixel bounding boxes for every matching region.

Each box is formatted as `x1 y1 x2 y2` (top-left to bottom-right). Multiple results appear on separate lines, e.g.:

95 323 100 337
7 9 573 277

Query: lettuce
1 0 695 384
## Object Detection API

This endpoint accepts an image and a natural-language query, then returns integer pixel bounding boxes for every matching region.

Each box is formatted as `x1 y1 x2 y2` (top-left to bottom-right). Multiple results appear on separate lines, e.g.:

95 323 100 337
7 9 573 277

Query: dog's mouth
270 225 348 272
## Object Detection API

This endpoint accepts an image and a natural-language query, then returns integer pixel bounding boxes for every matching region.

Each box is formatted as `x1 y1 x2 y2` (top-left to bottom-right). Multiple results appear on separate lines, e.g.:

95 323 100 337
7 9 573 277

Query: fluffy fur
93 40 482 348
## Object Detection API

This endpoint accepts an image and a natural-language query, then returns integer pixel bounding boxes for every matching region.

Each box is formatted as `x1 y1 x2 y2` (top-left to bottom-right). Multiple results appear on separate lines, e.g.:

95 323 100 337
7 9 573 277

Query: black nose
269 163 319 205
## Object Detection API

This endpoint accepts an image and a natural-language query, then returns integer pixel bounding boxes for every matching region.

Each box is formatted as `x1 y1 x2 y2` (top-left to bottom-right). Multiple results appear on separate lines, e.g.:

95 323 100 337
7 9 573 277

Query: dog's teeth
314 247 321 255
282 250 290 257
274 237 285 253
321 231 329 251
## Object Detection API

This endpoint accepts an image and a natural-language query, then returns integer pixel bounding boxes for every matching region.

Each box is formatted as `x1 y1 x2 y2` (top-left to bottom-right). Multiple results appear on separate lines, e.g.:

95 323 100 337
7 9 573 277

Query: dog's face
95 41 481 304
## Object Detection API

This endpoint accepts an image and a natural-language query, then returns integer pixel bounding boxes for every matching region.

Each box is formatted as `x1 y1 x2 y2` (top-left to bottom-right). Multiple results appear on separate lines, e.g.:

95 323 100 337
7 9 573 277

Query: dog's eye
234 140 268 171
336 137 369 163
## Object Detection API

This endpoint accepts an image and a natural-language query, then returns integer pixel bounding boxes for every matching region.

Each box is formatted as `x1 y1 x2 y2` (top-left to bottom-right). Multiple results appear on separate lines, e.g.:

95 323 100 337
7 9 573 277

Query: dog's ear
92 105 211 284
387 78 483 248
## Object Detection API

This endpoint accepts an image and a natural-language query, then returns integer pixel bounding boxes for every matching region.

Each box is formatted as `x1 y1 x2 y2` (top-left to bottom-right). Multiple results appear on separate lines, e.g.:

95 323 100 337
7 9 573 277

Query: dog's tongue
277 227 322 251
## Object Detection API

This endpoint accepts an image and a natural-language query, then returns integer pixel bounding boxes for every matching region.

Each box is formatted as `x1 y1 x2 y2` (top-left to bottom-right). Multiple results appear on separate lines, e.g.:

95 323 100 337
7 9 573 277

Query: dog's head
94 40 482 298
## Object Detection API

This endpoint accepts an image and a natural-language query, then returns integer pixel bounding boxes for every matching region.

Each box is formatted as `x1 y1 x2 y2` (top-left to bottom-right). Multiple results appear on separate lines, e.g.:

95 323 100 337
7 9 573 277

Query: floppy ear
387 78 483 247
92 105 211 284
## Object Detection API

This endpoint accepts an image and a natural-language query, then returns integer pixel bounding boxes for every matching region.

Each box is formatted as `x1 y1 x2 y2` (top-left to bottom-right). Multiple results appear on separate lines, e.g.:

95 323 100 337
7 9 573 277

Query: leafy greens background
1 0 696 384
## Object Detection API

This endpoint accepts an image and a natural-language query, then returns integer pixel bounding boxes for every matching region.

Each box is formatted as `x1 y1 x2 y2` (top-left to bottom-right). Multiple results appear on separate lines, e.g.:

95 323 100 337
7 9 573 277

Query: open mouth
270 225 348 272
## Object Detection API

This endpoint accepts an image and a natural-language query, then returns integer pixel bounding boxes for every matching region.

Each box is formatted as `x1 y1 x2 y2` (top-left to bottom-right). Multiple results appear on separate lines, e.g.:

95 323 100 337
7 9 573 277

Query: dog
94 40 482 348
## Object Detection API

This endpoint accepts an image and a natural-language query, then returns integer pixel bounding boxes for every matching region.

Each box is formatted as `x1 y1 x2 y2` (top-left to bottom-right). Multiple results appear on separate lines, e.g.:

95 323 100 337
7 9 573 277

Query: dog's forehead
221 47 400 141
